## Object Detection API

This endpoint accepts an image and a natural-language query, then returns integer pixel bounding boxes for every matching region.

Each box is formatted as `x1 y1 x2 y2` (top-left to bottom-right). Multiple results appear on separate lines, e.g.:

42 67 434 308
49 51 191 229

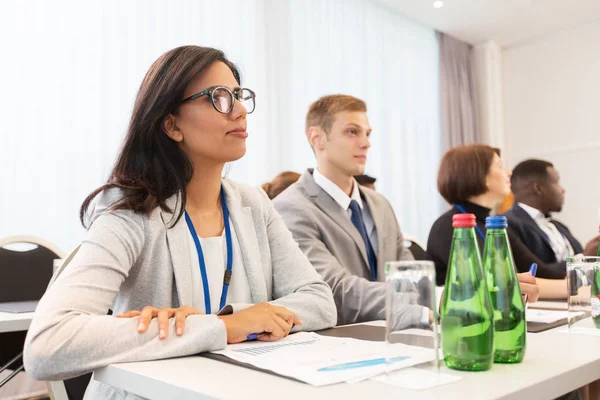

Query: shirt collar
518 202 546 221
313 168 363 211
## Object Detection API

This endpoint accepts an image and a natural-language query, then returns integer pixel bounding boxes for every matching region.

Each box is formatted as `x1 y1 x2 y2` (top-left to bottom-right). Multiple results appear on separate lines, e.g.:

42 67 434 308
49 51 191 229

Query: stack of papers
211 332 436 386
526 309 584 324
528 301 567 310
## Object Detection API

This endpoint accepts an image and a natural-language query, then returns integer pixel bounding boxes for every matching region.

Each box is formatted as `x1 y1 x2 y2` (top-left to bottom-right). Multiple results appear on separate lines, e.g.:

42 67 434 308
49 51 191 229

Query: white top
313 168 378 251
187 217 252 314
518 203 575 262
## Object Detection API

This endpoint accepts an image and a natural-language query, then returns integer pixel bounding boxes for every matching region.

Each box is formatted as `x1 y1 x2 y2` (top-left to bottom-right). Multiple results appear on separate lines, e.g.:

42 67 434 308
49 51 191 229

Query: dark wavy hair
80 45 240 227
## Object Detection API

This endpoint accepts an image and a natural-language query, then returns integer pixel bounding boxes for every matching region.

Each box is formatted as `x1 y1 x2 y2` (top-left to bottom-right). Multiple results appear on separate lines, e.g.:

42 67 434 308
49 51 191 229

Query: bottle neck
449 227 483 271
451 227 480 250
485 228 508 237
453 227 478 238
452 228 479 257
483 227 510 251
483 227 517 272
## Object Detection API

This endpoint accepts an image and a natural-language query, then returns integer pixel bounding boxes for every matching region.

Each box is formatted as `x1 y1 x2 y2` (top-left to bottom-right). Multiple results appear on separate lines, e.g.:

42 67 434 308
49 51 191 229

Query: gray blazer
24 179 336 399
274 170 419 326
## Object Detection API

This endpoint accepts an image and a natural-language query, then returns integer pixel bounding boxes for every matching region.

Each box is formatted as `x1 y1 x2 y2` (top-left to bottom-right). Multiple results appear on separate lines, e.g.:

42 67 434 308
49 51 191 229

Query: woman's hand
117 306 203 339
518 272 540 303
218 303 303 344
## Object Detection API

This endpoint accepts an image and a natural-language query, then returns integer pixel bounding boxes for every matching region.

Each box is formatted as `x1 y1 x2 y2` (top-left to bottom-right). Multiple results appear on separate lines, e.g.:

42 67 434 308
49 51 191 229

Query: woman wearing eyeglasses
24 46 337 398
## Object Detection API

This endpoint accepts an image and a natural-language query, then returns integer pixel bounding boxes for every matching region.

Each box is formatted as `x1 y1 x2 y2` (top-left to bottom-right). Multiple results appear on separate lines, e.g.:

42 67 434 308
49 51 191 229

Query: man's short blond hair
305 94 367 133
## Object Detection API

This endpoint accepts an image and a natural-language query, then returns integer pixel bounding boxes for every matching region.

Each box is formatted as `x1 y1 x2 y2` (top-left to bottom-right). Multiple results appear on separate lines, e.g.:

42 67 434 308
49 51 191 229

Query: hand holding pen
521 263 538 308
247 323 296 341
217 302 302 344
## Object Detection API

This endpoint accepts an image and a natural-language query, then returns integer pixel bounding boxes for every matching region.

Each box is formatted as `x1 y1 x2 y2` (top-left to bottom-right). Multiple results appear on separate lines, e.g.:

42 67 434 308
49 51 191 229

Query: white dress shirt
187 218 253 314
518 203 575 262
313 168 378 252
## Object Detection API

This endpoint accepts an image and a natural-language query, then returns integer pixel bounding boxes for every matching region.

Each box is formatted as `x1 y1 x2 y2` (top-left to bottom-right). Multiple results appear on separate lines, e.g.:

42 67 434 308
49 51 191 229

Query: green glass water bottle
592 225 600 328
440 213 494 371
483 216 526 363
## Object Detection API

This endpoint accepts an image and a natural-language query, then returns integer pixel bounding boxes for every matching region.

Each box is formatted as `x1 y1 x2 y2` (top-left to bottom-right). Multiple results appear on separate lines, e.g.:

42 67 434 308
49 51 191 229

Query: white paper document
526 309 584 324
211 332 436 386
528 301 568 310
372 367 461 390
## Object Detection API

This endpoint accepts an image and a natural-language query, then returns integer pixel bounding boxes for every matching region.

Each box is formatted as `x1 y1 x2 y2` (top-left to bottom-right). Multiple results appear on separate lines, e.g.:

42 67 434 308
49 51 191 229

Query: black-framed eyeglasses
180 86 256 114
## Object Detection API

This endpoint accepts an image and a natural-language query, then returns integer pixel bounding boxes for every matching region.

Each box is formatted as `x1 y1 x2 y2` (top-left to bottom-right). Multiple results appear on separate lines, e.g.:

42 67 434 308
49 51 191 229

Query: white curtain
438 32 480 150
0 0 441 252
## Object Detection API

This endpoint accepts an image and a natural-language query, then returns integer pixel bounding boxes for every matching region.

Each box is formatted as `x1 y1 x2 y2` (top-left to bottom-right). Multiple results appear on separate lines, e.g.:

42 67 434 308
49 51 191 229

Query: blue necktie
349 200 377 280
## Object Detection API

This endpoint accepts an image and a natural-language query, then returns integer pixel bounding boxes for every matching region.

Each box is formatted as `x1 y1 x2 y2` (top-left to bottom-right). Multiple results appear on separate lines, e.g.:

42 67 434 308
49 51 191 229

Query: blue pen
529 263 538 277
524 263 538 308
247 323 296 341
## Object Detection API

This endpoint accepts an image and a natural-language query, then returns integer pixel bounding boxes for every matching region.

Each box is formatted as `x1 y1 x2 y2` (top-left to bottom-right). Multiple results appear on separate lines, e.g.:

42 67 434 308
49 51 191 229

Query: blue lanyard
184 187 233 314
454 204 486 242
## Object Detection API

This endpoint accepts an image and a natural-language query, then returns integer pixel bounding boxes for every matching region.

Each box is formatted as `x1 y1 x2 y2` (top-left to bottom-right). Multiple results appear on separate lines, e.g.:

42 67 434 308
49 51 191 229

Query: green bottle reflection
483 216 526 363
441 213 494 371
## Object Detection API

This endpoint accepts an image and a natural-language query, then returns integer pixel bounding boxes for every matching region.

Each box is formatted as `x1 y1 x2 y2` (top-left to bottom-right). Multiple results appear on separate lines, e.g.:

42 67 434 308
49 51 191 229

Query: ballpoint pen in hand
524 263 538 309
246 333 264 341
247 324 296 341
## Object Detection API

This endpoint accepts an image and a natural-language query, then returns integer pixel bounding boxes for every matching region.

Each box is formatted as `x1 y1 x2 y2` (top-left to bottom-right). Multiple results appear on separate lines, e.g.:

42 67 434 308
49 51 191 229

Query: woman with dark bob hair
426 144 568 300
24 46 336 398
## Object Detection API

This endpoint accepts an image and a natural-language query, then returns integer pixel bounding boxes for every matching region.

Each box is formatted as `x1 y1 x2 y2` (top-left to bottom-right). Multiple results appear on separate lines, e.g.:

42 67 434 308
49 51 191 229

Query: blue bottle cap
485 216 507 229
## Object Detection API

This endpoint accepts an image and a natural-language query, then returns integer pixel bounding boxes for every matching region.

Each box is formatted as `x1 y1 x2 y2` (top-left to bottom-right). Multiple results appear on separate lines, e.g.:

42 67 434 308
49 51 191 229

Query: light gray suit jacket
24 179 336 400
274 170 420 326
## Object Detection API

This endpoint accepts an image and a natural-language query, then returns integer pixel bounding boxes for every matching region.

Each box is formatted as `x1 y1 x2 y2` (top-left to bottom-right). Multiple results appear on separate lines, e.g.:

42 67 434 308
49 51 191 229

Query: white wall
472 40 505 149
503 22 600 243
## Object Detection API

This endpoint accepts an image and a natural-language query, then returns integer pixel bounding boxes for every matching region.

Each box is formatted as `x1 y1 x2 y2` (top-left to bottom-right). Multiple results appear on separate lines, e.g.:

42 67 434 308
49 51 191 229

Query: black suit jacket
504 204 583 264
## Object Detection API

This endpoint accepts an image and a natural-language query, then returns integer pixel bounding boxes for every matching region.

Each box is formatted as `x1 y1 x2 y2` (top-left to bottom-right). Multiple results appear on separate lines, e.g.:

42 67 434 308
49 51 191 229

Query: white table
0 312 34 334
93 319 600 400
